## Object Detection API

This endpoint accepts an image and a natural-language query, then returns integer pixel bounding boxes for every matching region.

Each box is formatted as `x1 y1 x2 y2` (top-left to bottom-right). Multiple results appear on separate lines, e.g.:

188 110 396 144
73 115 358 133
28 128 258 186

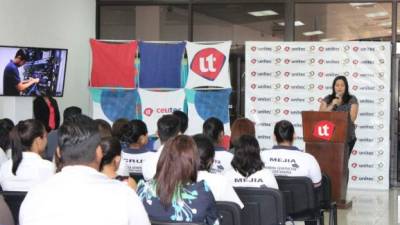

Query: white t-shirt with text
260 146 322 185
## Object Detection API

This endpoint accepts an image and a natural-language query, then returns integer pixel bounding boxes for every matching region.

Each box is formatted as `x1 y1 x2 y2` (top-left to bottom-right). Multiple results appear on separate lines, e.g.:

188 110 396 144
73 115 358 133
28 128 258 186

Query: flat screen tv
0 46 67 97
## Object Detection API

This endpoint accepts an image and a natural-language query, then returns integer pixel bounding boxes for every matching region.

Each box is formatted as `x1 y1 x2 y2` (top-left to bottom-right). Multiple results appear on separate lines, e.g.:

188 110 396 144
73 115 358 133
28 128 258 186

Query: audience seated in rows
261 120 322 187
44 106 82 161
142 115 180 180
0 119 55 191
100 136 137 190
193 134 244 209
229 118 255 152
117 120 153 176
137 135 219 225
225 135 278 189
0 118 14 165
203 117 233 174
19 114 150 225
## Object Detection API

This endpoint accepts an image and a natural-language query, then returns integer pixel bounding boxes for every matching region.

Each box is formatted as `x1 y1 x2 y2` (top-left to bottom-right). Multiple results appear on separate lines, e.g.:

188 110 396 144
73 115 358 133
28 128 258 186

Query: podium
302 111 352 208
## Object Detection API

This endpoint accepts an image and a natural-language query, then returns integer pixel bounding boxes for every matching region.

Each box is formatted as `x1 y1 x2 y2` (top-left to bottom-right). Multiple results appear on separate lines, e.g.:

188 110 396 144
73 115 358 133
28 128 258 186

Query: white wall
0 0 95 122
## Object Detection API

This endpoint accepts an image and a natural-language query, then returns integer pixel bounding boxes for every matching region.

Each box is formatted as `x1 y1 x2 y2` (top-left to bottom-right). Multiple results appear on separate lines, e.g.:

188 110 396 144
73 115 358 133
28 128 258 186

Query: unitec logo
191 48 226 81
312 120 335 141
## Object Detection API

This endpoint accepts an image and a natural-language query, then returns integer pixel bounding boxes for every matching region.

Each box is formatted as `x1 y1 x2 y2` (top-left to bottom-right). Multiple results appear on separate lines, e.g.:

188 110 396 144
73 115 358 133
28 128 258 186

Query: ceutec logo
191 48 226 81
312 120 335 141
144 107 182 117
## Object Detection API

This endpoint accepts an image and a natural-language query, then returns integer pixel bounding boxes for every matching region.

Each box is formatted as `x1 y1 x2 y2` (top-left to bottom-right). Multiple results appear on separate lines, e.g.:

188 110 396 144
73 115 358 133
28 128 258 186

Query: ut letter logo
191 48 226 81
312 120 335 141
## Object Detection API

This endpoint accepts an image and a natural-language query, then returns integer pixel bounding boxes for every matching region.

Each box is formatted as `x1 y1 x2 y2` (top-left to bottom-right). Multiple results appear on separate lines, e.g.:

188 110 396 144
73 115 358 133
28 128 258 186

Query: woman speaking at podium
319 76 359 155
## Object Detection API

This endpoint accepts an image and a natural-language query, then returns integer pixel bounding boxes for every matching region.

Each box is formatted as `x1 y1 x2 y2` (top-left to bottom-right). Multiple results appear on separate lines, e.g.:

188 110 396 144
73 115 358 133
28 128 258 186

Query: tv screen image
0 46 67 97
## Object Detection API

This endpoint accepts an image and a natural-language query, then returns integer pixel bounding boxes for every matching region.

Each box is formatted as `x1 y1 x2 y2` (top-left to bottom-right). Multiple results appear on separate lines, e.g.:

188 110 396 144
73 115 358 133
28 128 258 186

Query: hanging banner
90 39 137 88
138 41 186 88
185 41 232 89
185 89 231 135
90 88 139 124
245 41 391 190
138 89 185 135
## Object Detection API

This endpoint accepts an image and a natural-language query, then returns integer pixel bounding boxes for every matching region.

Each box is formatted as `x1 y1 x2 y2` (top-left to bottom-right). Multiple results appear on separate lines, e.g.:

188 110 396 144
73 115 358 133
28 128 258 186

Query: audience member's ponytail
10 119 45 175
99 137 122 171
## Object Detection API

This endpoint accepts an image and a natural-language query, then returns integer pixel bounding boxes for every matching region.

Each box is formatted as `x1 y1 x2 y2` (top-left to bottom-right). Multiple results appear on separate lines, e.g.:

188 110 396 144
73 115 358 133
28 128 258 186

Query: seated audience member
261 120 322 187
153 110 188 150
193 134 244 209
19 114 150 225
142 115 180 180
229 117 255 151
173 110 188 134
117 120 153 175
203 117 233 174
44 106 82 161
0 118 14 164
225 135 278 189
94 119 112 138
0 119 54 191
137 135 219 225
111 118 129 140
100 137 136 190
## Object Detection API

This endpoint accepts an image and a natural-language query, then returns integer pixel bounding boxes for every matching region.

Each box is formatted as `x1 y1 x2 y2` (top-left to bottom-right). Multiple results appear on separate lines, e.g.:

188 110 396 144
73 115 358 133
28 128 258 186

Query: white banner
138 89 185 135
185 41 232 88
245 42 391 189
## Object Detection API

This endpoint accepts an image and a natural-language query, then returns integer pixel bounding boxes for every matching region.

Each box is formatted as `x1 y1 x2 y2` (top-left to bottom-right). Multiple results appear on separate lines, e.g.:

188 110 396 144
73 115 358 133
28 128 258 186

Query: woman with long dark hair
136 135 219 225
0 119 54 191
319 76 359 153
224 135 278 189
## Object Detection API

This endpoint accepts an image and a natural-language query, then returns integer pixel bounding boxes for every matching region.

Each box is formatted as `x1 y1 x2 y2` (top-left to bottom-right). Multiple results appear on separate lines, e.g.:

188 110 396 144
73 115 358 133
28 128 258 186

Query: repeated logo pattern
245 42 391 190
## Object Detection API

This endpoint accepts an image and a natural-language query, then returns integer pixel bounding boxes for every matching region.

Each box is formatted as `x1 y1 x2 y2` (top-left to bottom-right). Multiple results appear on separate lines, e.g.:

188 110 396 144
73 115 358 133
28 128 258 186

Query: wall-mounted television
0 46 68 97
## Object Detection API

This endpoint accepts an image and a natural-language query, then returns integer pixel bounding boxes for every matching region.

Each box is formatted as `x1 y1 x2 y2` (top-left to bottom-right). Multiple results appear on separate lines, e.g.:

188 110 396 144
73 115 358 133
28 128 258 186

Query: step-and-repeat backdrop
245 42 391 189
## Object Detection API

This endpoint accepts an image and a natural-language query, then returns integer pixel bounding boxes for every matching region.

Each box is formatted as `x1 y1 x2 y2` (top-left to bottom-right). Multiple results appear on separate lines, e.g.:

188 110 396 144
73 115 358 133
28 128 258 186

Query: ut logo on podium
312 120 335 141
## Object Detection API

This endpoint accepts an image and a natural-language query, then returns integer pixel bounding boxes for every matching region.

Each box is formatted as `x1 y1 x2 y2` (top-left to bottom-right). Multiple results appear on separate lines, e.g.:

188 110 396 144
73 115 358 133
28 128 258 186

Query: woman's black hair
202 117 224 145
0 118 14 152
99 137 122 171
120 120 148 144
10 119 46 175
274 120 295 144
193 134 215 171
231 135 264 177
326 76 351 105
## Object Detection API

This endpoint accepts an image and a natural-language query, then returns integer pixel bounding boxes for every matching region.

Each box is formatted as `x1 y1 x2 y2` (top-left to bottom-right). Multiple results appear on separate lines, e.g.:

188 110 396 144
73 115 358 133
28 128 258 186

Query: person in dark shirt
3 49 39 96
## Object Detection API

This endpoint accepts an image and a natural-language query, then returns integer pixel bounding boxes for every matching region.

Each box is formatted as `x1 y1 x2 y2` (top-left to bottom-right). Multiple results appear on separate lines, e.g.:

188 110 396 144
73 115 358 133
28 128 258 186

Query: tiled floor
293 188 399 225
